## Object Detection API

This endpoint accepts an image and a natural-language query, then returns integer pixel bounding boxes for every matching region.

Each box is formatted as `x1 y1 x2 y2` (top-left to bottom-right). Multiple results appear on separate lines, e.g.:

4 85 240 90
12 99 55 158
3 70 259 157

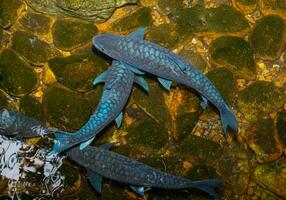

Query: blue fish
51 60 149 154
92 28 238 134
67 144 222 199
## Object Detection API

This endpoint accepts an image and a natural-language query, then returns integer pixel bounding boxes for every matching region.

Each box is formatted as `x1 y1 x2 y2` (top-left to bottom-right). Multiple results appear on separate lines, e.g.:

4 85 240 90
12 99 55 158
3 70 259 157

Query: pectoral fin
87 170 103 193
80 137 95 150
134 76 149 92
125 63 145 75
115 112 123 128
158 77 172 91
129 28 145 40
93 71 108 86
130 186 145 196
200 95 208 109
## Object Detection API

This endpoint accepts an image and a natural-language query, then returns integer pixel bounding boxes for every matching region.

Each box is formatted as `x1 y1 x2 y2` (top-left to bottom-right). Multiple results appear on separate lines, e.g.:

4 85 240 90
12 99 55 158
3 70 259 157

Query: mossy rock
19 95 45 122
49 50 108 92
157 0 183 22
216 148 249 195
186 165 218 180
11 31 60 65
145 24 180 49
237 81 285 122
111 7 153 32
52 18 98 51
276 110 286 153
84 86 104 109
252 184 284 200
260 0 286 20
232 0 257 14
19 12 53 35
253 158 286 198
42 83 92 131
176 135 223 165
245 118 283 163
126 118 168 151
176 5 250 36
0 49 38 97
178 49 207 72
209 36 256 80
0 0 25 28
0 90 9 109
101 182 133 200
249 15 286 61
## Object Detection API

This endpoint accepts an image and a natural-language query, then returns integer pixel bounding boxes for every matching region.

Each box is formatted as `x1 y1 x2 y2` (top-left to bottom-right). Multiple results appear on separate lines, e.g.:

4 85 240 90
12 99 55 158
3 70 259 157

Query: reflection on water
0 135 65 199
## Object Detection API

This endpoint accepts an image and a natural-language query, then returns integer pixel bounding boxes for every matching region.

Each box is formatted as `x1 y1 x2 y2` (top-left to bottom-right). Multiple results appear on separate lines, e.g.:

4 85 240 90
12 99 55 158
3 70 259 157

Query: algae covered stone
19 12 53 35
232 0 257 14
209 36 256 80
249 15 286 61
12 31 60 65
253 158 286 198
111 7 153 32
276 110 286 152
157 0 183 21
0 90 9 109
178 49 207 71
176 5 250 36
0 49 38 97
260 0 286 20
52 18 98 50
19 95 45 122
49 50 108 92
245 118 283 163
0 0 25 28
237 81 285 122
42 84 92 131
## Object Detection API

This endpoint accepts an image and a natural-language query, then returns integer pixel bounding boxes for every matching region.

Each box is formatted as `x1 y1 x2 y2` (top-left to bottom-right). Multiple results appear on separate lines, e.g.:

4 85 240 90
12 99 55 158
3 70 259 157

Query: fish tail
220 104 238 135
189 178 223 200
50 130 73 154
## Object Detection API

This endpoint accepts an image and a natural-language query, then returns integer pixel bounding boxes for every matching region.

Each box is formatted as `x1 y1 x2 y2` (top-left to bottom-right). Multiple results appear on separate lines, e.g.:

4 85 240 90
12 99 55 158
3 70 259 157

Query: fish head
92 34 122 59
0 109 15 133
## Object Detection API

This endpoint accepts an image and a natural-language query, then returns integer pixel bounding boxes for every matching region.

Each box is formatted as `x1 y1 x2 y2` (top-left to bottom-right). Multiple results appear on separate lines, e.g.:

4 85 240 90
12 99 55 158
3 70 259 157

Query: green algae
249 15 286 61
19 95 45 122
0 49 38 97
52 18 98 51
0 0 25 28
178 50 207 71
237 81 285 122
209 36 256 80
111 7 153 32
276 110 286 153
42 84 92 131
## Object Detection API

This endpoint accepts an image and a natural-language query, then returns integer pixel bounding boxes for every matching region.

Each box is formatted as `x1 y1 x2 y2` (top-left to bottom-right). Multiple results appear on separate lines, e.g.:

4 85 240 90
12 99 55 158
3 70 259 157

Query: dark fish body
93 31 238 134
67 145 222 199
0 109 51 138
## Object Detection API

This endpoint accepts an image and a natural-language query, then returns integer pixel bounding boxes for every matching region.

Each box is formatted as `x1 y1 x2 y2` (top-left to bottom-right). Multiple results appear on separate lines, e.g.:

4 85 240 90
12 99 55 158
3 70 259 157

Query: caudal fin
50 130 73 154
190 179 223 200
220 105 238 134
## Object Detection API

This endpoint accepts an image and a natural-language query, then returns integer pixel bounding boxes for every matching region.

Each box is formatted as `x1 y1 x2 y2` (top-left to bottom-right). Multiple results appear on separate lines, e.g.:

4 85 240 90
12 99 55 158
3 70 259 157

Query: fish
0 109 53 138
67 143 222 199
51 60 149 154
92 28 238 134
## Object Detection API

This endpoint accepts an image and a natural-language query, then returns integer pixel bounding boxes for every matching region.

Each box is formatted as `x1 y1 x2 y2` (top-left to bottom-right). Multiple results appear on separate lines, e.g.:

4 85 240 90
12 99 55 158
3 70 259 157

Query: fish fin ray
50 130 73 154
87 170 103 193
190 179 223 200
200 95 208 109
93 71 108 86
130 186 145 196
99 142 118 150
80 137 95 150
220 105 238 134
124 63 145 75
129 28 145 40
115 112 123 128
157 77 172 91
134 76 149 92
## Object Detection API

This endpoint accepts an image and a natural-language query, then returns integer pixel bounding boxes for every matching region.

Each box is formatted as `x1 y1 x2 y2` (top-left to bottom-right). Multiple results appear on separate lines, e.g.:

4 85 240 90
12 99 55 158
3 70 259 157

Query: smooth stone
245 118 283 163
249 15 286 61
209 36 256 80
11 31 60 65
19 95 45 122
19 12 53 35
49 50 108 92
237 81 285 122
42 83 92 131
111 7 153 32
52 18 98 51
0 0 25 28
0 49 38 97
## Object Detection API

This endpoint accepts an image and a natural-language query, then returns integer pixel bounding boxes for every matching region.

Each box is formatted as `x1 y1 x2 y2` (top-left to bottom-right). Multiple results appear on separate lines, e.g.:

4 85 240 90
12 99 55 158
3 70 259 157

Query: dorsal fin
129 28 145 40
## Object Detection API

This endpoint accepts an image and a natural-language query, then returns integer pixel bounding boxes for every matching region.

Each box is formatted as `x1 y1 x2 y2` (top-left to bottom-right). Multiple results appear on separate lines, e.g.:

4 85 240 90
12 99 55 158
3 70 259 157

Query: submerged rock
42 83 92 131
52 18 98 51
260 0 286 20
0 49 38 97
12 31 60 65
209 36 256 80
237 81 285 122
232 0 257 14
249 15 286 61
19 12 53 35
157 0 183 22
25 0 138 22
178 49 207 71
176 5 250 36
0 90 9 109
111 7 153 32
19 95 45 122
245 118 283 163
253 158 286 198
49 50 108 92
0 0 25 28
276 110 286 153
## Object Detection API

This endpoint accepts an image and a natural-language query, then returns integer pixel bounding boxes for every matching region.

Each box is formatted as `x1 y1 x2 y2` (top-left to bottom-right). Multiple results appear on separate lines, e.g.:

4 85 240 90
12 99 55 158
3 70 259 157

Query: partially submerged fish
0 109 52 138
67 144 222 199
92 28 238 134
51 60 148 154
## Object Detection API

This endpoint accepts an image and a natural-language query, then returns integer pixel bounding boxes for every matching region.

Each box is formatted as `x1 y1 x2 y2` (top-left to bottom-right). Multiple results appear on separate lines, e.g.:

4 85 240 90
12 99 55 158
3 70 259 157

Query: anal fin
93 71 108 86
134 76 149 92
200 95 208 109
158 77 172 91
87 170 103 193
130 186 145 196
115 112 123 128
80 137 95 150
